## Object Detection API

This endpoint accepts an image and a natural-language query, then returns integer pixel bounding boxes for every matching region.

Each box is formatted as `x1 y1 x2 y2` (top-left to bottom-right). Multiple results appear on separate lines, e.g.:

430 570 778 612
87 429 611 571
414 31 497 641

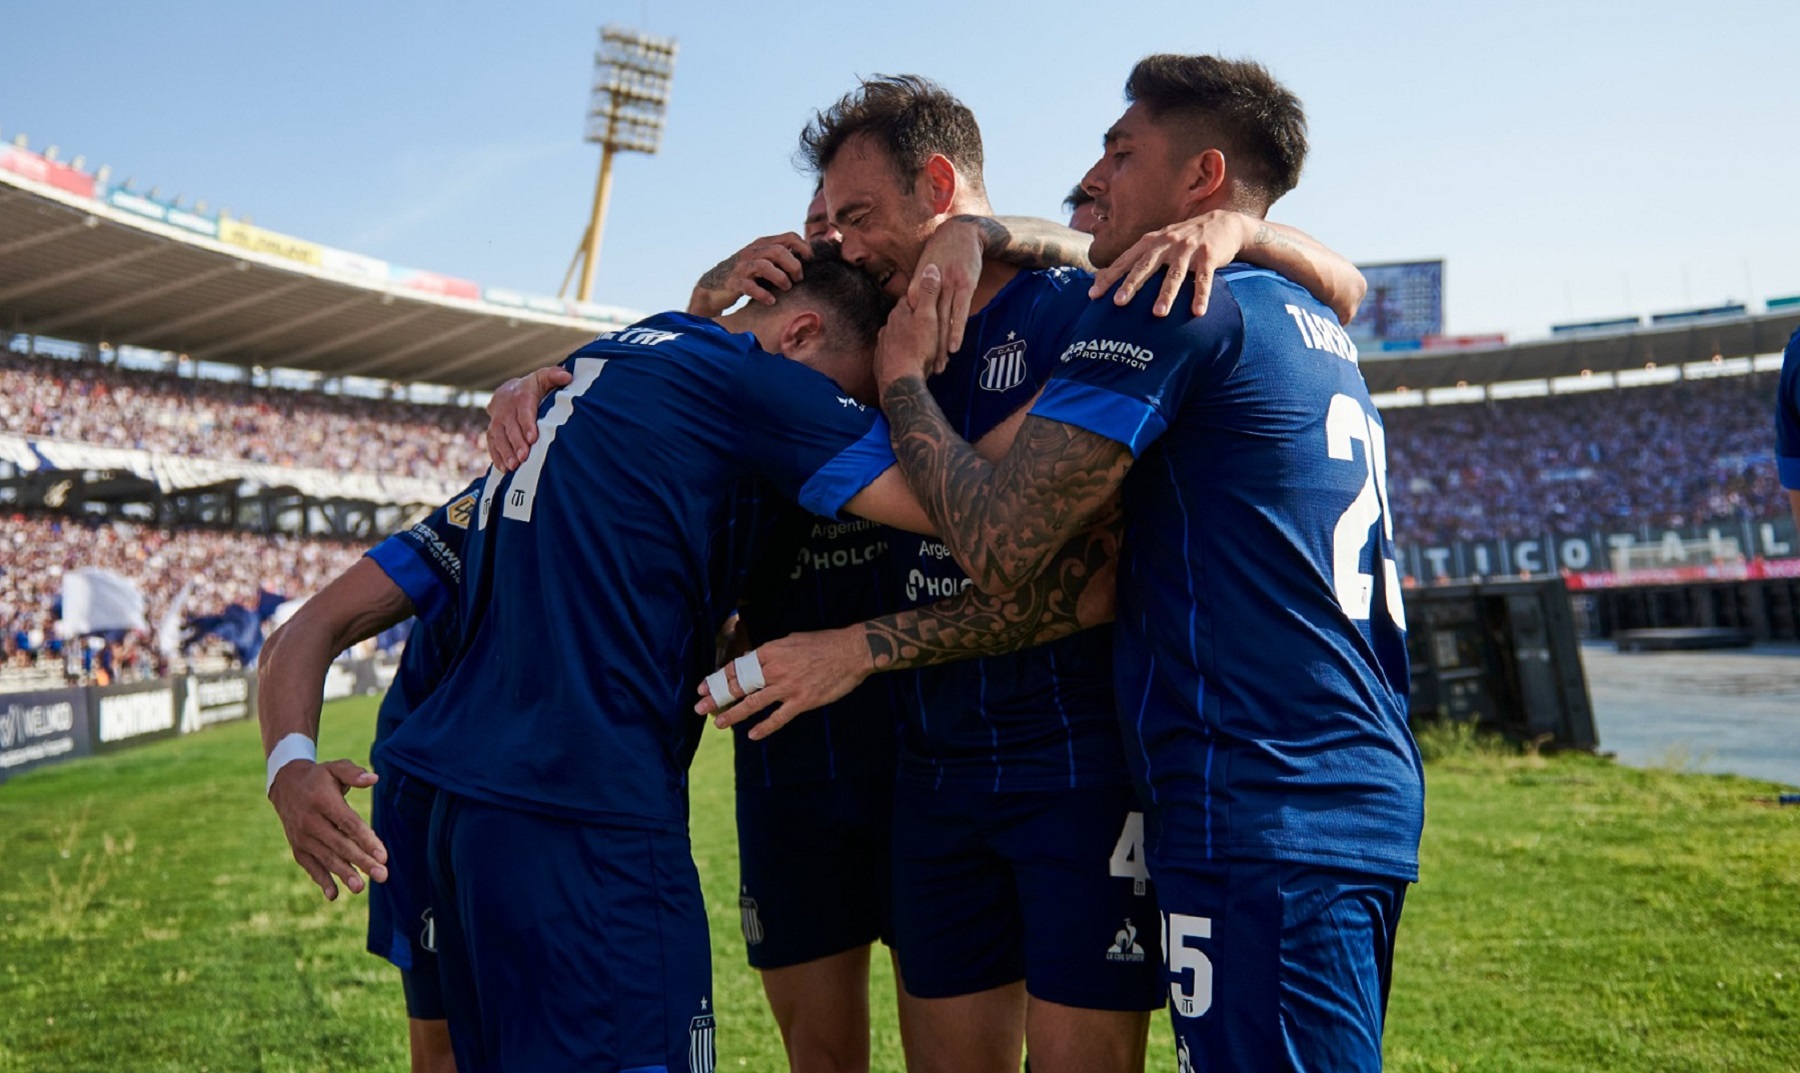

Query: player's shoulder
574 311 748 364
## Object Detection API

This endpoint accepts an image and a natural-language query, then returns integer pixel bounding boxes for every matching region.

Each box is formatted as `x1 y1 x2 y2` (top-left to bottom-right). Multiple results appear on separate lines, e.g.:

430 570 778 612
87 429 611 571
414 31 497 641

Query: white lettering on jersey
1285 304 1359 365
615 327 683 347
1060 338 1154 370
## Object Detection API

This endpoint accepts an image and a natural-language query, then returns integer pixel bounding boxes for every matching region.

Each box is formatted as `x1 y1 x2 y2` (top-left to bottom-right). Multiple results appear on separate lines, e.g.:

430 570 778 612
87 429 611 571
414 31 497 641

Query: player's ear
922 154 957 216
778 308 825 357
1181 147 1227 208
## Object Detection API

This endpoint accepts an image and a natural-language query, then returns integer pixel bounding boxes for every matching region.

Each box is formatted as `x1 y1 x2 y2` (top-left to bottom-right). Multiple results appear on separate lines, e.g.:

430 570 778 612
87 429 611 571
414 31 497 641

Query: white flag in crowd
60 568 149 635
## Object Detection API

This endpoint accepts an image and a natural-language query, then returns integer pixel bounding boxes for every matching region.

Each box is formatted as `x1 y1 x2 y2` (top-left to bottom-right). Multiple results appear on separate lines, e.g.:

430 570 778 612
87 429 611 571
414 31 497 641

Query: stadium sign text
1398 518 1798 584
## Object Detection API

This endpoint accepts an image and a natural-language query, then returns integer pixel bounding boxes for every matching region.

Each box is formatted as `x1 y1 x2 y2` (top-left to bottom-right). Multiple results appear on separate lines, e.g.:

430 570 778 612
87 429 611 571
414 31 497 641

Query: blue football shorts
735 773 895 970
425 788 715 1073
890 779 1163 1011
365 764 444 1021
1151 856 1408 1073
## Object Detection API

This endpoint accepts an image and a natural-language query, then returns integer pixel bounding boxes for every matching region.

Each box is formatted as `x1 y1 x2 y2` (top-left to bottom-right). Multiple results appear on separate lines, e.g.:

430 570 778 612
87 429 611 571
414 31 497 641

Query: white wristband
265 733 317 796
733 651 767 694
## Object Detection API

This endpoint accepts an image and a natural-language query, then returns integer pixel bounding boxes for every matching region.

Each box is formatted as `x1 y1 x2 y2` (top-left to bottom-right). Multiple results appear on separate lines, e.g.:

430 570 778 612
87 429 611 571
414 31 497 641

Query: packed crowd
0 352 1788 683
1 513 367 683
0 351 490 479
1383 370 1783 545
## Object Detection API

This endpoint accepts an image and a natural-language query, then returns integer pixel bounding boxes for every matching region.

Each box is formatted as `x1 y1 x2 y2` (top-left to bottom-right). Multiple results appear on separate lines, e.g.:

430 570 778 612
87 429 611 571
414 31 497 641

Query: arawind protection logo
1059 338 1154 370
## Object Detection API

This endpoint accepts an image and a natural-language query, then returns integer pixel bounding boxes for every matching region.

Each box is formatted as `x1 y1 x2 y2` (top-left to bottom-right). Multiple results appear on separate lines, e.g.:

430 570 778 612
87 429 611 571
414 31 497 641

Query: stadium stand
0 349 488 478
1385 368 1783 546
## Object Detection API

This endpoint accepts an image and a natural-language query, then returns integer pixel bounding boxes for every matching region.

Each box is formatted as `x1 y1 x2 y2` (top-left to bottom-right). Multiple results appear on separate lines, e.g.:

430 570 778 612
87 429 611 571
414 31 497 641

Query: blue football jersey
732 504 900 787
364 480 483 749
889 268 1128 792
1030 266 1423 880
377 313 898 830
1776 328 1800 489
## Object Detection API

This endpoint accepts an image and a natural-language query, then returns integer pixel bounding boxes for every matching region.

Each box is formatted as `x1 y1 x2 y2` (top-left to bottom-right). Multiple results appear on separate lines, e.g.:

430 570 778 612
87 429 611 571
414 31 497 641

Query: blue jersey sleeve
734 350 895 517
364 478 481 624
1029 270 1244 457
1778 329 1800 489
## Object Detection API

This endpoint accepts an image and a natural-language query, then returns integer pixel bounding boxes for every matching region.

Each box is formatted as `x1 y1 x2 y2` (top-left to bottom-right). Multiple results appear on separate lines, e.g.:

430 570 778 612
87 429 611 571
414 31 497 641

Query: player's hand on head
696 628 873 740
267 757 389 902
876 264 944 391
700 232 813 313
1087 209 1254 318
485 366 570 471
911 220 983 367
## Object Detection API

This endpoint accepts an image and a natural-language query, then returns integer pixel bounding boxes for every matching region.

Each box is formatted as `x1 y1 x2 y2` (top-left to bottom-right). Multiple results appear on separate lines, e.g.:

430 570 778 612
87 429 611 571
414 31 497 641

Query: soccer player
868 55 1423 1073
369 246 951 1073
789 75 1369 1073
260 479 486 1073
1775 327 1800 527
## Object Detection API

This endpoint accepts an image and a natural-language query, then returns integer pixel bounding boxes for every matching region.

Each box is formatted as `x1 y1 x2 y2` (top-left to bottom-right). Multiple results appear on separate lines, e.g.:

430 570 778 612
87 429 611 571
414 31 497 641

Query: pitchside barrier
0 658 388 785
1406 577 1599 751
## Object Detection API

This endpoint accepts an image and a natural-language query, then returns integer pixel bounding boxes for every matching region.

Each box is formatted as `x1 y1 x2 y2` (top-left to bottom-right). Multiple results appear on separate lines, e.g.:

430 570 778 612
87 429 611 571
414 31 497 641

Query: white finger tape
733 651 767 694
705 668 736 710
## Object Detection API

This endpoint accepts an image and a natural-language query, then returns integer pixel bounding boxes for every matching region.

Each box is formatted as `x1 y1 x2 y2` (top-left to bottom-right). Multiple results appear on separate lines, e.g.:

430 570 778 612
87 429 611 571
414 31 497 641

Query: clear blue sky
7 0 1797 340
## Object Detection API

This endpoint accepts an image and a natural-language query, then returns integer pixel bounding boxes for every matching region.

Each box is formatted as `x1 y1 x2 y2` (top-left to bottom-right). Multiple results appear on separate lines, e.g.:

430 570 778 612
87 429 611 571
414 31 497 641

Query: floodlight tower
562 25 678 304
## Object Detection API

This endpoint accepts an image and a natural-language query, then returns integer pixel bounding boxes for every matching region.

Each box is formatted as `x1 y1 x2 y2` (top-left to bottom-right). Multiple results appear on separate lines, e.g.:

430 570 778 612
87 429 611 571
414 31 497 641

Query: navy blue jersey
1776 328 1800 489
890 267 1127 792
1030 266 1423 880
364 480 483 750
378 313 898 830
733 504 900 787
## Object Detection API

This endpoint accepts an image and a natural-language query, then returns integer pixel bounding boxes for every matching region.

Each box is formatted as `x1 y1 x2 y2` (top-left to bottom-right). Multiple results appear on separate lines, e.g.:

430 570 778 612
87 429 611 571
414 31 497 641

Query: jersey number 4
1326 393 1404 630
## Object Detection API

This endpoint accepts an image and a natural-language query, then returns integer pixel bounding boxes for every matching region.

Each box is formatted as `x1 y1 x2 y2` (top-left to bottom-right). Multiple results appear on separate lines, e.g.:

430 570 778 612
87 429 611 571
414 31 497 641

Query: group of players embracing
259 52 1424 1073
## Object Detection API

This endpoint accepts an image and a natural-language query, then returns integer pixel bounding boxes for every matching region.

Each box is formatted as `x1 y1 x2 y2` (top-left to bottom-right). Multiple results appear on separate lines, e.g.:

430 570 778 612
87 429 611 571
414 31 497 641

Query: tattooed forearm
1246 220 1367 325
948 214 1095 273
862 504 1120 672
881 375 1133 593
694 254 735 292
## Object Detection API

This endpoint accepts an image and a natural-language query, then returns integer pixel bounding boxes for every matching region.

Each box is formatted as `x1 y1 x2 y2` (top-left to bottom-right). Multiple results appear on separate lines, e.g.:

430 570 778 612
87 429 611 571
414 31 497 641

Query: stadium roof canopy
1360 305 1800 394
4 146 1797 396
0 160 639 392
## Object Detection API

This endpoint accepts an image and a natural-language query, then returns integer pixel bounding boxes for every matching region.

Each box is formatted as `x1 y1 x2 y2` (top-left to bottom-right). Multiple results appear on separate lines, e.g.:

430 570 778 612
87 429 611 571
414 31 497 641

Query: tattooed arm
699 504 1120 739
1088 212 1367 324
871 264 1135 594
940 214 1097 273
687 232 814 316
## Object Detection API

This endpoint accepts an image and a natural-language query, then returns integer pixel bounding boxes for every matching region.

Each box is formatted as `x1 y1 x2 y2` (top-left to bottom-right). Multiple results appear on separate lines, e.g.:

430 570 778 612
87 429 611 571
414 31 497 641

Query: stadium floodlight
561 25 678 304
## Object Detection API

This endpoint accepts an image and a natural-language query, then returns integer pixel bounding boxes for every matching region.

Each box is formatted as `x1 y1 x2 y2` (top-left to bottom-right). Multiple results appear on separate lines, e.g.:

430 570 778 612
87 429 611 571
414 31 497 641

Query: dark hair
1124 54 1307 207
798 75 985 196
776 240 894 351
1063 184 1094 212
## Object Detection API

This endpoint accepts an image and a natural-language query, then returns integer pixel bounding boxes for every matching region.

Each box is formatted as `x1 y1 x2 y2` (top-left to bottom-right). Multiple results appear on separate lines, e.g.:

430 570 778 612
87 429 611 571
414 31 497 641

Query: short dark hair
776 240 894 351
1124 55 1307 208
1063 184 1094 212
798 75 985 196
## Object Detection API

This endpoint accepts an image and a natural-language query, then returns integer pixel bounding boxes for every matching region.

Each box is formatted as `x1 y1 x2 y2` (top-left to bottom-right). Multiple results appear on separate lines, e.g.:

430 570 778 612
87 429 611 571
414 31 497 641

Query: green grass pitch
0 698 1795 1070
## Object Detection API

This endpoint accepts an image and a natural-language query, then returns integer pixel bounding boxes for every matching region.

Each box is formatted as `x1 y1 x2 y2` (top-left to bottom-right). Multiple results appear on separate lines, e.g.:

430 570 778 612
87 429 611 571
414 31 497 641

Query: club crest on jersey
689 1011 717 1073
979 337 1028 392
739 894 765 945
1106 918 1146 963
445 493 477 530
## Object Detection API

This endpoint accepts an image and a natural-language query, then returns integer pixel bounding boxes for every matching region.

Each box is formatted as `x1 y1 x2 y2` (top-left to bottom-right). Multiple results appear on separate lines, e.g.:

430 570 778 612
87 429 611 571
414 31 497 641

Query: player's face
803 190 840 243
823 135 936 297
1081 103 1192 268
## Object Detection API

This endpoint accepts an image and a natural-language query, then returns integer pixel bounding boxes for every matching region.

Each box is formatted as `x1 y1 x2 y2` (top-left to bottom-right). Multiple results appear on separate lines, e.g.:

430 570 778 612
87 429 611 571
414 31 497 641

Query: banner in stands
320 247 391 282
178 671 257 734
92 680 179 751
1347 260 1443 345
1398 516 1800 585
0 687 91 783
391 268 481 301
218 219 325 268
0 145 96 199
103 188 219 237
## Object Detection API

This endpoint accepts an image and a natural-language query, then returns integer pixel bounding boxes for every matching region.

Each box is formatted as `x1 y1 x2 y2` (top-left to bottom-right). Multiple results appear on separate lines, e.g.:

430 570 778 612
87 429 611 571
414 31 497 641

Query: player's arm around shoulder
258 558 414 901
